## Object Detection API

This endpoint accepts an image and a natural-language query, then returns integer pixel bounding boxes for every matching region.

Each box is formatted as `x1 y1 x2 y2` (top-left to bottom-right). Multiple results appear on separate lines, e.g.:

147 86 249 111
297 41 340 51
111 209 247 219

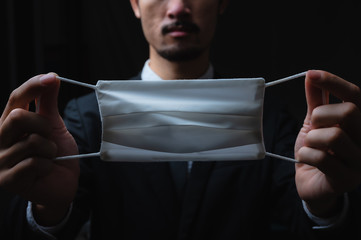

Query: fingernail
307 70 322 80
39 73 56 85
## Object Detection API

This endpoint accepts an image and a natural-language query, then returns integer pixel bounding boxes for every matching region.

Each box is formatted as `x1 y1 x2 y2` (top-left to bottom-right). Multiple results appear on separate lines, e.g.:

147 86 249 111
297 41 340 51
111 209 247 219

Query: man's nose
166 0 191 19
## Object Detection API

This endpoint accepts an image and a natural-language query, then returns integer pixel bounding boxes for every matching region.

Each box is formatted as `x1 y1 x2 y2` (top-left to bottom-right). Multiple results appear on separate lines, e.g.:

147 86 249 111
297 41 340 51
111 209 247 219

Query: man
1 0 361 239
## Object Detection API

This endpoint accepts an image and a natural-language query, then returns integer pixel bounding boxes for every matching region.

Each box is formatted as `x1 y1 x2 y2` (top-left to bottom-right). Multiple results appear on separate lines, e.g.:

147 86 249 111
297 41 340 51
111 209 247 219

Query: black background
1 1 361 235
2 0 361 124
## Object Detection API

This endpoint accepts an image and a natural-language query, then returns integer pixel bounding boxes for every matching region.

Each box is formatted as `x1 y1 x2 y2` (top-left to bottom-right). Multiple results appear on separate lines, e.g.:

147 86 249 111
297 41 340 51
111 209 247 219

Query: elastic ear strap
55 152 101 161
265 72 307 163
265 72 307 164
56 76 97 90
58 73 308 90
265 152 299 163
55 152 299 162
265 72 307 88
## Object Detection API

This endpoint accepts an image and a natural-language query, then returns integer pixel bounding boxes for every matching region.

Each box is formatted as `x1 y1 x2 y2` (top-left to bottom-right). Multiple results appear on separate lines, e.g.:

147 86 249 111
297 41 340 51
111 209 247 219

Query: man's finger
305 127 361 170
0 109 52 148
0 73 60 125
306 70 361 109
310 102 361 145
305 70 328 118
0 134 57 169
0 157 53 196
297 146 361 194
35 73 61 121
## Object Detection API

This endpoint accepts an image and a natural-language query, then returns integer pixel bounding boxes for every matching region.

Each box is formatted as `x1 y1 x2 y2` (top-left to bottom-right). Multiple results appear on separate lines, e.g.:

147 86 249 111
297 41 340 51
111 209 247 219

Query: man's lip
162 21 200 36
166 28 192 37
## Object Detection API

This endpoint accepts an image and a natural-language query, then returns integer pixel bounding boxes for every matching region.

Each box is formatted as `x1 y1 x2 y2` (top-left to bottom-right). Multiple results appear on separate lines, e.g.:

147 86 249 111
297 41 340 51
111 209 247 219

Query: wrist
303 193 349 229
32 202 72 227
304 195 343 218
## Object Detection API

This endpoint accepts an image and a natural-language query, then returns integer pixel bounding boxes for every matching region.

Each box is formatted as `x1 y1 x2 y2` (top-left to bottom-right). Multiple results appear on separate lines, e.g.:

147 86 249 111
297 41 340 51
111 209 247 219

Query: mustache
162 21 200 35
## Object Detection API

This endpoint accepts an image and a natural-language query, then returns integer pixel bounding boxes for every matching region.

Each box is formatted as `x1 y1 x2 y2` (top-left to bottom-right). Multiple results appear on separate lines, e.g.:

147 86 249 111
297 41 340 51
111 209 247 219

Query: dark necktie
169 161 189 200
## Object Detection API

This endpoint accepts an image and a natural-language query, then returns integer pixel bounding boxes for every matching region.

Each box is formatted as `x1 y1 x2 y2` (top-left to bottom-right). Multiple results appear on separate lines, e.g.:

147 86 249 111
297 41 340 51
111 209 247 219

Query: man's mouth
162 21 200 37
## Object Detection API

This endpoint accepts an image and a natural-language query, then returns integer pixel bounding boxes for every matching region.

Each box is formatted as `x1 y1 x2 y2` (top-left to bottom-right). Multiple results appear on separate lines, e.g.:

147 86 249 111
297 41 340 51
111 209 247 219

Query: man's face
131 0 227 62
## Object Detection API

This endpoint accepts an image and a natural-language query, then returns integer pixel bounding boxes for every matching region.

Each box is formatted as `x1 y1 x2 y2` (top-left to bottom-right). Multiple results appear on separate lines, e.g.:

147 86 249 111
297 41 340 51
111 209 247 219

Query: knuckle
297 147 327 166
26 157 40 167
0 150 9 167
305 130 317 144
7 108 27 125
297 147 309 159
24 134 57 159
327 127 344 147
315 152 328 166
342 102 359 120
24 134 42 150
348 84 361 108
26 157 52 176
310 107 324 125
0 109 27 145
350 84 361 98
8 89 21 107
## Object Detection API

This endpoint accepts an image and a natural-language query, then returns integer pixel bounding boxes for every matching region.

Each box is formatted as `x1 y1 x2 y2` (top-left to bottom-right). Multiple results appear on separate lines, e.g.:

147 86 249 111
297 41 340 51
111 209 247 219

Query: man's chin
157 47 204 62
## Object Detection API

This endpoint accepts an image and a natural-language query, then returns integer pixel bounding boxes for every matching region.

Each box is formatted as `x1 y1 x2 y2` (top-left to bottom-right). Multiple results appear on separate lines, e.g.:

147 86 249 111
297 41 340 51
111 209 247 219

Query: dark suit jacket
1 75 361 240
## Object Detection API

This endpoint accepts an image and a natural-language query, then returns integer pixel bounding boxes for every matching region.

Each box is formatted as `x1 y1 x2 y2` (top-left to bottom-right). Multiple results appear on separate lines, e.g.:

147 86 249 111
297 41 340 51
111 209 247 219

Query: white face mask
55 73 306 163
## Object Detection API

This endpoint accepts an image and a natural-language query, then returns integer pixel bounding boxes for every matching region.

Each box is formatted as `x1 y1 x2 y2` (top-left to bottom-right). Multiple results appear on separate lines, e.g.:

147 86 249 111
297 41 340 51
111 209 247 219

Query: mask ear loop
264 71 324 164
56 76 97 90
54 76 100 161
56 152 101 160
265 72 307 88
265 152 299 163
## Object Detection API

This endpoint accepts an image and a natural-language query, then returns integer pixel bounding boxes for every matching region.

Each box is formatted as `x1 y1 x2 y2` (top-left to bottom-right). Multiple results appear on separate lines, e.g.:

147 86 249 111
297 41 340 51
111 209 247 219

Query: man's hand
295 70 361 217
0 73 79 225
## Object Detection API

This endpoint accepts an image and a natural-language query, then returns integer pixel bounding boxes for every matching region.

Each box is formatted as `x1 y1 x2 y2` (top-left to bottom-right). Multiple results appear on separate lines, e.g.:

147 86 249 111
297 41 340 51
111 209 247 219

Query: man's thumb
37 73 61 120
304 70 329 123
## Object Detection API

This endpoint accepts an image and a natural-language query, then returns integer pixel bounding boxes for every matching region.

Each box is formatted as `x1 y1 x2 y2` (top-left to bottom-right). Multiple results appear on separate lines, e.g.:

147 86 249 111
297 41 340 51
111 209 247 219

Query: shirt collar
141 59 214 81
